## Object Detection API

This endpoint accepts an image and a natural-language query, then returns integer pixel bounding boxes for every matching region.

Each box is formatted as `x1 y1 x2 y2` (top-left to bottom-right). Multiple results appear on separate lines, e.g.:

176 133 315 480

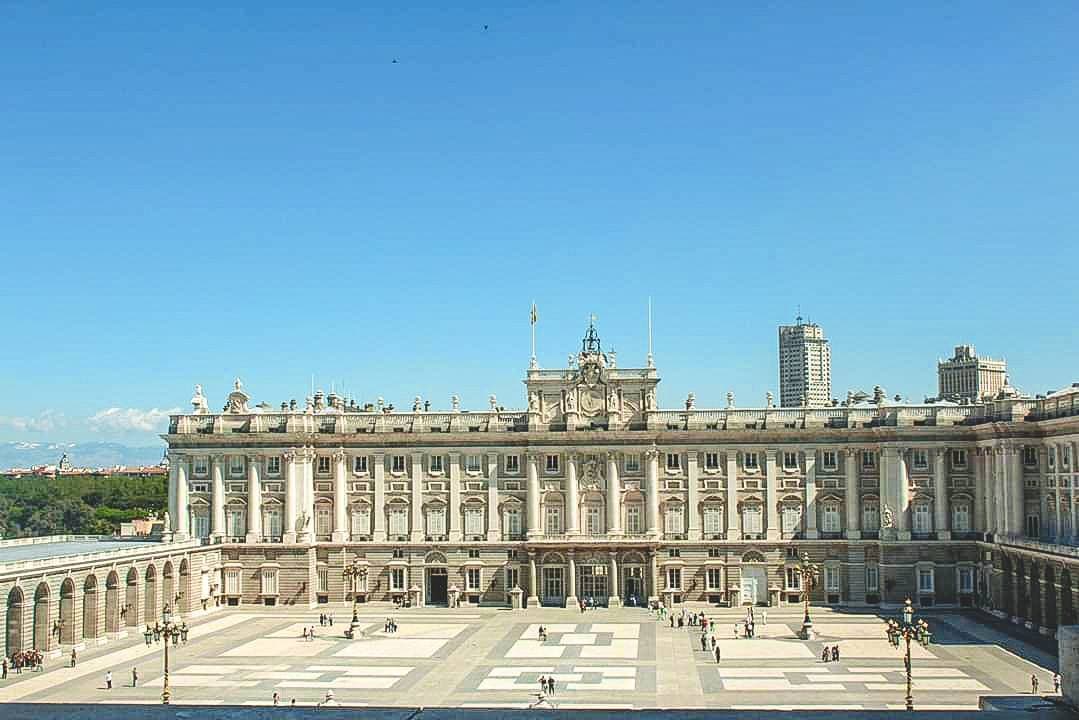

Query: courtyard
0 603 1059 710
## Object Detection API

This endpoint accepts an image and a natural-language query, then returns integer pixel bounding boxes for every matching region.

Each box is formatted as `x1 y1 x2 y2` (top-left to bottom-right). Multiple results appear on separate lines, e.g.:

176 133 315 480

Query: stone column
804 450 818 539
726 452 740 540
973 448 987 535
566 551 578 608
1009 444 1025 538
983 447 998 537
246 454 262 543
994 446 1007 535
167 454 178 539
896 448 911 541
608 552 621 606
298 448 315 544
175 457 190 540
566 453 580 535
283 448 298 544
934 447 950 539
211 455 225 541
845 448 861 539
410 452 424 542
449 452 462 542
645 447 660 536
765 450 779 540
606 451 622 535
526 453 541 538
687 451 701 541
486 452 501 541
527 552 539 607
332 449 348 542
648 549 659 604
373 452 386 541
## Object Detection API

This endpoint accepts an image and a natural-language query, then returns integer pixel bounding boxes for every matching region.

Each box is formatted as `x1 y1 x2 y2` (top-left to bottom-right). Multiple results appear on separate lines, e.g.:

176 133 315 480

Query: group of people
101 667 138 689
383 618 399 633
1032 673 1062 695
301 626 318 641
537 625 549 642
2 650 44 677
537 674 557 695
318 612 335 627
821 645 841 662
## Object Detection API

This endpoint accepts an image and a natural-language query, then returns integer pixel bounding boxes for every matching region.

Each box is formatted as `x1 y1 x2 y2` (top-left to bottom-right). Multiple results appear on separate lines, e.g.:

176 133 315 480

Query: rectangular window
503 508 521 538
465 507 484 536
706 568 723 590
1026 513 1040 539
1023 447 1038 467
316 507 332 536
665 507 684 534
785 567 801 590
952 449 967 468
912 449 928 470
267 456 281 475
429 455 444 473
861 451 875 469
703 506 724 535
625 505 642 534
783 452 798 470
918 568 934 592
264 508 282 538
351 508 370 537
317 456 331 475
390 568 406 592
822 504 840 532
224 568 241 595
1049 447 1056 469
391 455 407 473
465 454 482 473
624 454 641 473
958 567 973 593
261 568 278 596
824 566 840 592
466 568 481 591
1064 446 1072 468
505 455 520 473
586 506 603 535
388 508 409 536
545 454 560 473
193 457 209 476
913 504 932 533
666 567 682 590
782 505 802 534
317 566 329 593
353 456 368 474
505 567 519 591
952 503 970 532
822 450 837 470
193 513 210 538
227 509 245 538
666 453 681 471
705 452 719 470
744 452 759 470
230 456 245 477
866 565 879 592
426 508 446 536
863 502 880 532
545 505 562 534
742 506 762 534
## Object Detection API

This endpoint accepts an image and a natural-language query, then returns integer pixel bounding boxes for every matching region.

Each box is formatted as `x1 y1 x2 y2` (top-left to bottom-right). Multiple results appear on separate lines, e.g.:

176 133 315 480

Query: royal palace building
4 323 1079 659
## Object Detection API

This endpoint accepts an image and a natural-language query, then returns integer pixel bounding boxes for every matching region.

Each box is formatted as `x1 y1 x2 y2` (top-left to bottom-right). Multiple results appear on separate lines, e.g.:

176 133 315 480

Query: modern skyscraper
938 345 1008 402
778 317 832 407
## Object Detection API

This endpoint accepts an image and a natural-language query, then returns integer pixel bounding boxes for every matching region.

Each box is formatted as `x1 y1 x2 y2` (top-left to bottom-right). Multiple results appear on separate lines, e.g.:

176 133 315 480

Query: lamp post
343 561 369 639
157 603 183 704
885 597 932 711
796 552 820 640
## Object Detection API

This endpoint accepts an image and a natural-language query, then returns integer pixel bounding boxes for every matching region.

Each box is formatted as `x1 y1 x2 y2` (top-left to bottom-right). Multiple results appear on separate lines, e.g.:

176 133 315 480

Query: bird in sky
391 58 398 64
483 24 488 30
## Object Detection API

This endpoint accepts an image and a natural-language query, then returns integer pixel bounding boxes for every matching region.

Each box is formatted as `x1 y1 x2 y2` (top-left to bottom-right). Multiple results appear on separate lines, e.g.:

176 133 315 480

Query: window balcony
350 535 371 542
426 534 447 542
260 536 283 543
466 534 486 542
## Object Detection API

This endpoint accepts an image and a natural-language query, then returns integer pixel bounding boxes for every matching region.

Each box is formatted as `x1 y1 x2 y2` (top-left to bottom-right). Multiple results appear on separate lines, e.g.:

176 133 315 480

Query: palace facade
157 324 1079 615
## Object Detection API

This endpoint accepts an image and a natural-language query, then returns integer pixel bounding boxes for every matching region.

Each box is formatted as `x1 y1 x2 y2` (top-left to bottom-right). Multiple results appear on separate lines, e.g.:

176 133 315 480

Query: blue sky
1 2 1077 444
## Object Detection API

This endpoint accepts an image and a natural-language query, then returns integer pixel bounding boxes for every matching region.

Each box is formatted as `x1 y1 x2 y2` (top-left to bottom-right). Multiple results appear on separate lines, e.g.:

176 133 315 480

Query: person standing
2 657 8 679
132 667 139 687
538 675 547 695
105 670 112 689
714 644 721 664
762 609 767 626
273 692 280 706
329 613 334 627
70 649 77 668
833 645 840 663
1032 674 1039 694
1054 673 1061 694
547 676 555 695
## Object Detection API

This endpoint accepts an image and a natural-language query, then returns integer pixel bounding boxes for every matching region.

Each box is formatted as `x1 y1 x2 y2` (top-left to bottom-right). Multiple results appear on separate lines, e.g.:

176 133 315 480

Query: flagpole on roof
529 301 538 370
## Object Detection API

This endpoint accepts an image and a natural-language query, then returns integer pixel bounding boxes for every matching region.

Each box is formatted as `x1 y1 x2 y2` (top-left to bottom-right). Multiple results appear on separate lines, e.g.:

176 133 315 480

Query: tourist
733 623 739 640
714 645 721 664
132 667 139 687
538 675 547 694
700 633 708 651
2 656 7 679
328 613 334 627
105 670 112 689
547 676 555 695
70 648 77 668
711 635 717 651
821 647 829 663
670 616 675 628
1054 673 1061 694
1032 674 1039 694
832 645 840 663
291 698 296 707
319 613 325 627
762 609 767 626
303 627 309 640
273 692 280 706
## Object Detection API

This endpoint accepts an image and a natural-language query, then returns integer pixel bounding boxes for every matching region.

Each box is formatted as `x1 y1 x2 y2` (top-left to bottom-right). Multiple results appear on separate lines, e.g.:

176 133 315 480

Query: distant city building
778 317 831 407
938 345 1007 402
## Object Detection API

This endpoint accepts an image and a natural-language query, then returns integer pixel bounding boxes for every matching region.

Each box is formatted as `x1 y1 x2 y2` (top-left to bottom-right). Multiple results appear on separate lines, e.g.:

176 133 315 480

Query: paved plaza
0 604 1060 710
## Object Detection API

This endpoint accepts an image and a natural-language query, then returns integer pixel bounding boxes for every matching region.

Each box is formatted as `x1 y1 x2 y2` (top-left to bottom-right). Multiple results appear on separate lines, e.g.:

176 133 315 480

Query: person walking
700 633 708 651
547 676 555 695
2 657 8 679
714 644 721 664
1054 673 1061 694
1032 674 1039 694
538 675 547 695
328 613 334 627
105 670 112 690
132 667 139 687
833 645 840 663
821 647 829 663
70 649 77 668
711 635 717 651
273 691 280 706
762 609 767 626
303 627 309 641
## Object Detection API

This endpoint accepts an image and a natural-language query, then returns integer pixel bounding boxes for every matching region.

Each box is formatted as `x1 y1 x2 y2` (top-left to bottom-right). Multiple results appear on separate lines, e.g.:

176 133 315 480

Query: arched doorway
6 586 25 656
105 571 120 634
163 561 175 612
125 567 139 627
59 578 76 645
33 582 50 652
144 565 158 622
577 553 609 607
622 552 646 605
539 552 566 607
424 552 448 606
741 552 769 606
83 575 99 640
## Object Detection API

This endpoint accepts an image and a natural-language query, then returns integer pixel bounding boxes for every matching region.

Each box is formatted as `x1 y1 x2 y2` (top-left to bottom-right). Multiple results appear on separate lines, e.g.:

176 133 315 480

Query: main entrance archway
59 578 76 645
6 586 24 656
83 575 99 641
33 582 50 652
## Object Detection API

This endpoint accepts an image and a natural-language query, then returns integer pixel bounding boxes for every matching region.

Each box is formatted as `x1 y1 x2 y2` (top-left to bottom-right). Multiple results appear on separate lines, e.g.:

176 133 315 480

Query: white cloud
0 410 65 433
88 407 182 434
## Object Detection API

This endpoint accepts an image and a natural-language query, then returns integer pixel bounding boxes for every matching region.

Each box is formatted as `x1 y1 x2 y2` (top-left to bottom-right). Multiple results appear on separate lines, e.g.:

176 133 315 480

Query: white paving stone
589 623 640 638
560 633 598 644
579 638 637 658
332 637 447 658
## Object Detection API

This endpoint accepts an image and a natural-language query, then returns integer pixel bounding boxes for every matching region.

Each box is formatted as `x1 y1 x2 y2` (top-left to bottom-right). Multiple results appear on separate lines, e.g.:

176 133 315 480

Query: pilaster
765 449 779 540
526 453 541 539
283 448 298 544
332 449 348 543
645 446 660 536
448 452 462 542
372 452 386 541
486 452 501 541
804 449 818 539
844 448 861 539
934 447 950 539
566 550 578 608
687 451 701 541
175 457 190 540
211 455 225 541
410 452 424 543
245 454 262 543
725 452 740 540
566 453 581 535
606 451 622 535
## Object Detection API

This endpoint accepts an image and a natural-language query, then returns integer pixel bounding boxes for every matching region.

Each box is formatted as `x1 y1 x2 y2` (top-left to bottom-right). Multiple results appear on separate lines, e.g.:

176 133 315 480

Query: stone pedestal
509 587 524 610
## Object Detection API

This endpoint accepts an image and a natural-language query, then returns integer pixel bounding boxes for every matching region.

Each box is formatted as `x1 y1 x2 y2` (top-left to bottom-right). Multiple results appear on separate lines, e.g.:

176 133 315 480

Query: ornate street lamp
885 598 932 711
795 552 821 640
157 603 184 705
343 560 369 640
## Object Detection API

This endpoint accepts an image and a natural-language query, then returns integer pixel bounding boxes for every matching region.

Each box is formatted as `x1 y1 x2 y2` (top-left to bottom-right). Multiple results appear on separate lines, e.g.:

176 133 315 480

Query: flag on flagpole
530 302 538 326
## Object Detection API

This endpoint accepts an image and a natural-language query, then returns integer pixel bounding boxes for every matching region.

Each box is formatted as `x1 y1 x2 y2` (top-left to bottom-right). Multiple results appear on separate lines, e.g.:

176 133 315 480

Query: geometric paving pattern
506 623 641 659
